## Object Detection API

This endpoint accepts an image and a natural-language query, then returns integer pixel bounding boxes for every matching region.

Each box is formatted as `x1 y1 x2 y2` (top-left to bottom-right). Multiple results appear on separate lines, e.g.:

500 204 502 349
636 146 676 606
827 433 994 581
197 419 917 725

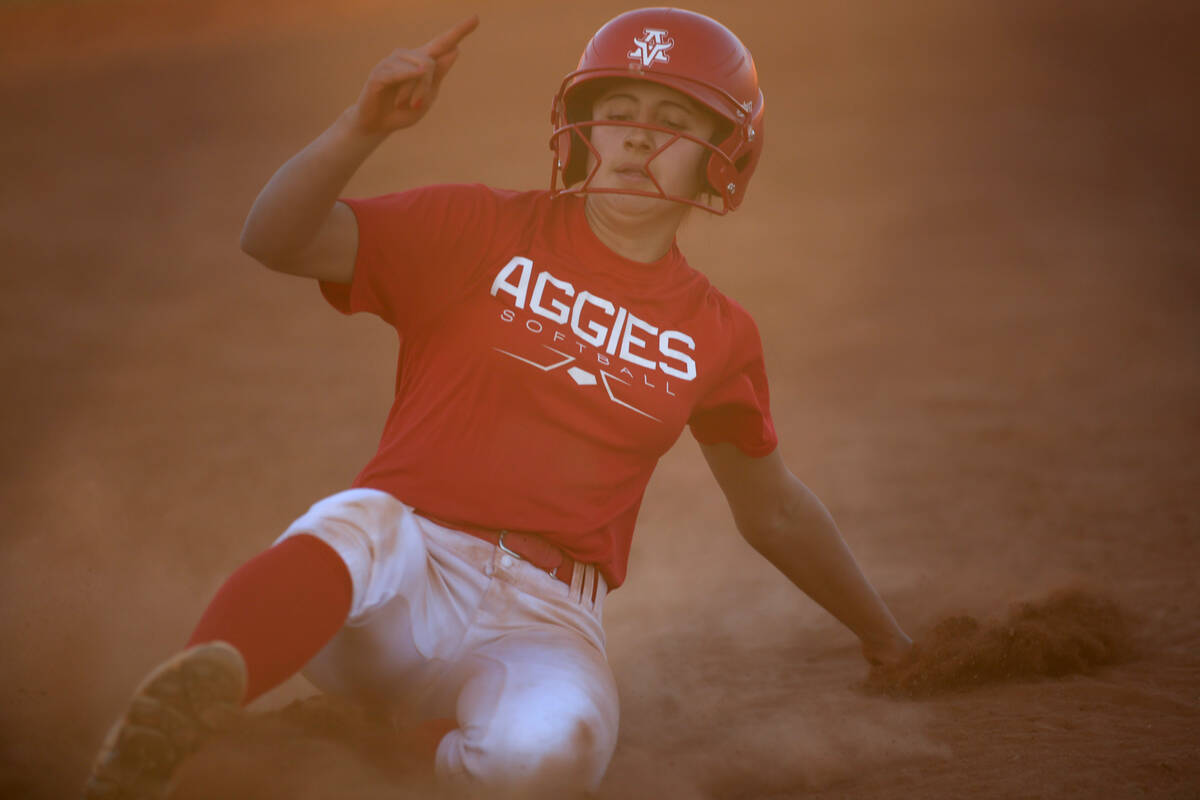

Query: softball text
490 256 697 380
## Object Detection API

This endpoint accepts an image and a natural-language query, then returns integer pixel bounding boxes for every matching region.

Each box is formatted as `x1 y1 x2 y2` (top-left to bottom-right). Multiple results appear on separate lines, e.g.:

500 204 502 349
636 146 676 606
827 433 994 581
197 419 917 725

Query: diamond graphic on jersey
568 367 597 386
599 371 662 422
492 345 574 371
493 345 659 422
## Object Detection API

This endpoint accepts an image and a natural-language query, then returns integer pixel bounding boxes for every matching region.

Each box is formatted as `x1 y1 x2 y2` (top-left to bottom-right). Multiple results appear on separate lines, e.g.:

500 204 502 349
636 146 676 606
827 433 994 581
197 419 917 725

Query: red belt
414 510 577 587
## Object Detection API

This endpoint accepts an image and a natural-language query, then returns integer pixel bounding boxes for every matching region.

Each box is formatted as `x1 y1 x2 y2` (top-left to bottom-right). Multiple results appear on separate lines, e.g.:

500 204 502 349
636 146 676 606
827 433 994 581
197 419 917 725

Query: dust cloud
168 655 949 800
865 589 1134 698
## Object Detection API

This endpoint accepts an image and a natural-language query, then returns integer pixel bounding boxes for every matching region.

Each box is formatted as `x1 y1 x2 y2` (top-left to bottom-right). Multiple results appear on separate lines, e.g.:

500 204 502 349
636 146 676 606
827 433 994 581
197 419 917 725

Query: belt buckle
497 530 558 579
497 530 522 561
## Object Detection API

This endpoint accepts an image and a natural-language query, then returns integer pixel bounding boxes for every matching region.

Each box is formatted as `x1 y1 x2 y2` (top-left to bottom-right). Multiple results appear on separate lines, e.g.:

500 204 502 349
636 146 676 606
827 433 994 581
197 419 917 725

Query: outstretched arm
239 15 480 282
701 442 912 666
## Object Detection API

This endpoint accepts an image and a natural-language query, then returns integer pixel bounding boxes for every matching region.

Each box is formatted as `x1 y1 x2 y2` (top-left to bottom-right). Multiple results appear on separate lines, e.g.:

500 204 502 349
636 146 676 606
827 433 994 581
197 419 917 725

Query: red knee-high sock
188 534 352 704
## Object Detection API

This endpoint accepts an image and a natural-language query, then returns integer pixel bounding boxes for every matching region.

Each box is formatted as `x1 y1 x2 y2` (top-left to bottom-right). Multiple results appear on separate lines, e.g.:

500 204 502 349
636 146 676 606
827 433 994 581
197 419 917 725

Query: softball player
85 8 911 798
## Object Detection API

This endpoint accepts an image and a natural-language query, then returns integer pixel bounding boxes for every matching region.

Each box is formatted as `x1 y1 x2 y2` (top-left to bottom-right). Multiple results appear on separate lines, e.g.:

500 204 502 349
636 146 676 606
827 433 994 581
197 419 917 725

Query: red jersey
321 184 776 588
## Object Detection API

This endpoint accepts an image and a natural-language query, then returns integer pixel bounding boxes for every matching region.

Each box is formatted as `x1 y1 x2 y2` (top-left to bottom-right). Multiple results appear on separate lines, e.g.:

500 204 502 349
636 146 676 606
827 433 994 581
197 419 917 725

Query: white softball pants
275 488 618 796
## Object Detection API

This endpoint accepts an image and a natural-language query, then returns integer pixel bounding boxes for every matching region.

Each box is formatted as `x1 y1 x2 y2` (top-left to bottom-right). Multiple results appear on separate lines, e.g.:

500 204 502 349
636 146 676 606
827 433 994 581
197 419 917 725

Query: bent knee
444 712 613 795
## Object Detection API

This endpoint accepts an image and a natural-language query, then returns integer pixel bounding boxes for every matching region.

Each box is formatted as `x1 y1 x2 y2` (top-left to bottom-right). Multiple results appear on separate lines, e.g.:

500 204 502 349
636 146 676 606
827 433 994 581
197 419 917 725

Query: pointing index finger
421 14 480 58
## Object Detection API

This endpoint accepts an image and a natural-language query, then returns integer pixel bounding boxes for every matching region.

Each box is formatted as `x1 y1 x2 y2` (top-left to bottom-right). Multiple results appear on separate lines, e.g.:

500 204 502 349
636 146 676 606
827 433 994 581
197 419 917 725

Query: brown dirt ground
2 1 1198 798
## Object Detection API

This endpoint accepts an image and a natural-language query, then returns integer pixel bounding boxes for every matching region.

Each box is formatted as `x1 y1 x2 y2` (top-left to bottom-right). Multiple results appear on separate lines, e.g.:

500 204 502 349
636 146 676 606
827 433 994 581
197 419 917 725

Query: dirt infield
2 1 1197 798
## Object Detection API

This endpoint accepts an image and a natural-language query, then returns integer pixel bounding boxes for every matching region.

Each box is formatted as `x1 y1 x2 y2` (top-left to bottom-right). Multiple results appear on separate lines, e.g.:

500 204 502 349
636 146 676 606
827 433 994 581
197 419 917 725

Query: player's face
585 81 718 209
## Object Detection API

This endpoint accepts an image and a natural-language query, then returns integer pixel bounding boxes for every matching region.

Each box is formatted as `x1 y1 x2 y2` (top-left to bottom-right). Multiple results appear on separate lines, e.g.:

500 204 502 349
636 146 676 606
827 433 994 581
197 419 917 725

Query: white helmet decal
628 28 674 67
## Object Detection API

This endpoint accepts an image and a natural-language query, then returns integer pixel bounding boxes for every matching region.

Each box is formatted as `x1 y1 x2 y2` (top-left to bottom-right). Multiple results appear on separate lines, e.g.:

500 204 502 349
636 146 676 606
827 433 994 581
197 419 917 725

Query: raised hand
347 15 480 136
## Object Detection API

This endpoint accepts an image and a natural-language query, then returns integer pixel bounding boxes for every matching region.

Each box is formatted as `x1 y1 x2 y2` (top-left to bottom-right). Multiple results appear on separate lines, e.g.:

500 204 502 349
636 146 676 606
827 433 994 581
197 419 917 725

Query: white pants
275 489 619 796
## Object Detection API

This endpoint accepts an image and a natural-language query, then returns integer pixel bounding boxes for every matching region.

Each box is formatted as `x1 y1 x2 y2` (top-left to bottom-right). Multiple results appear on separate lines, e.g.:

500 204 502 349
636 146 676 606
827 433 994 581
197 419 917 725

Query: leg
439 628 619 797
299 497 494 711
187 532 352 703
311 518 620 795
83 488 419 798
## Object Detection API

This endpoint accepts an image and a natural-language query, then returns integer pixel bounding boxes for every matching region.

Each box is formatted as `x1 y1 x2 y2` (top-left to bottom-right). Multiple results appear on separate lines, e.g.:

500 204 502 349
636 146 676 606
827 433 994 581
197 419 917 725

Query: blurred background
2 1 1197 797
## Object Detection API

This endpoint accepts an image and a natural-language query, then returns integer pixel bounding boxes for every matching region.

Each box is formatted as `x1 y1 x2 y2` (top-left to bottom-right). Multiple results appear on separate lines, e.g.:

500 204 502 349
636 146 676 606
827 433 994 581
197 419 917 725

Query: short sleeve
319 183 502 332
688 304 778 457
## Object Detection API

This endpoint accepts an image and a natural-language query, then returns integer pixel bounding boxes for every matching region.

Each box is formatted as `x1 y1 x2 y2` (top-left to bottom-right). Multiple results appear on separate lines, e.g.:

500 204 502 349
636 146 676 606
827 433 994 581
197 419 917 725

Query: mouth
612 163 649 183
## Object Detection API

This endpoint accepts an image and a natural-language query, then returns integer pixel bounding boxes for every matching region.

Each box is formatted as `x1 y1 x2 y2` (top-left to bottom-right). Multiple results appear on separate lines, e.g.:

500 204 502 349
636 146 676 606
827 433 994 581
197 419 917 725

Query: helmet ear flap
553 83 608 189
704 102 764 211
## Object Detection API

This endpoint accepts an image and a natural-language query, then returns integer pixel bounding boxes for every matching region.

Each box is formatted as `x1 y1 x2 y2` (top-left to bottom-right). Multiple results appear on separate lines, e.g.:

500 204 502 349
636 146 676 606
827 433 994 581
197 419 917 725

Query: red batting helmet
550 7 765 214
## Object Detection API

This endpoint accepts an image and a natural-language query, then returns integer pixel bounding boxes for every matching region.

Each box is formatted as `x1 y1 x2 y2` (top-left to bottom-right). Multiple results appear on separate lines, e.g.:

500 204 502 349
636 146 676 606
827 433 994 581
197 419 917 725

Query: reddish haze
1 1 1197 798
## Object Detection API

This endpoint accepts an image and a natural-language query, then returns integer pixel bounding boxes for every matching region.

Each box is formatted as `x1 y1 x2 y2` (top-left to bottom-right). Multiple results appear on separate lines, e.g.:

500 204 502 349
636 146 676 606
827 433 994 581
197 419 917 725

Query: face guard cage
549 68 759 216
549 118 738 215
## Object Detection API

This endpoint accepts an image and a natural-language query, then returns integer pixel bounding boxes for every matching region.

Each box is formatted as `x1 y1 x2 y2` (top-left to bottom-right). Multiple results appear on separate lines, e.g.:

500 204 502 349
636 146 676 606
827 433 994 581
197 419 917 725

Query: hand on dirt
860 630 914 667
347 15 479 136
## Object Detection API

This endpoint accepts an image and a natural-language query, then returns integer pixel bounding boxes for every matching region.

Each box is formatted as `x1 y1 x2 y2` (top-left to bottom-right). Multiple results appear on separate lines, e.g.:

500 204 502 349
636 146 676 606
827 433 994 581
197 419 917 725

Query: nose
622 124 654 152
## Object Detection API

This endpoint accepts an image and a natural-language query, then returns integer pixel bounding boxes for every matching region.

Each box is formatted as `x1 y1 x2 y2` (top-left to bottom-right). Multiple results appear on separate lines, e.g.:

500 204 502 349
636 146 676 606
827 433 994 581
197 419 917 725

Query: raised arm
700 441 912 666
239 15 480 282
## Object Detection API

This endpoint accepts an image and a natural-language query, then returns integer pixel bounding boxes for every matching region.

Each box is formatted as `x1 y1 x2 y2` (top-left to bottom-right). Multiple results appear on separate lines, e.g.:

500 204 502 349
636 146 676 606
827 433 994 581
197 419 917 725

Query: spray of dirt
169 679 948 800
166 587 1134 797
169 696 442 800
865 589 1135 698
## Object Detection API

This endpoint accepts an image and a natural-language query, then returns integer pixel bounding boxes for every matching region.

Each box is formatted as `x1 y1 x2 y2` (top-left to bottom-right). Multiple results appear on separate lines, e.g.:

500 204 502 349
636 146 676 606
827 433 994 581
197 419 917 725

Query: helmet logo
628 28 674 68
